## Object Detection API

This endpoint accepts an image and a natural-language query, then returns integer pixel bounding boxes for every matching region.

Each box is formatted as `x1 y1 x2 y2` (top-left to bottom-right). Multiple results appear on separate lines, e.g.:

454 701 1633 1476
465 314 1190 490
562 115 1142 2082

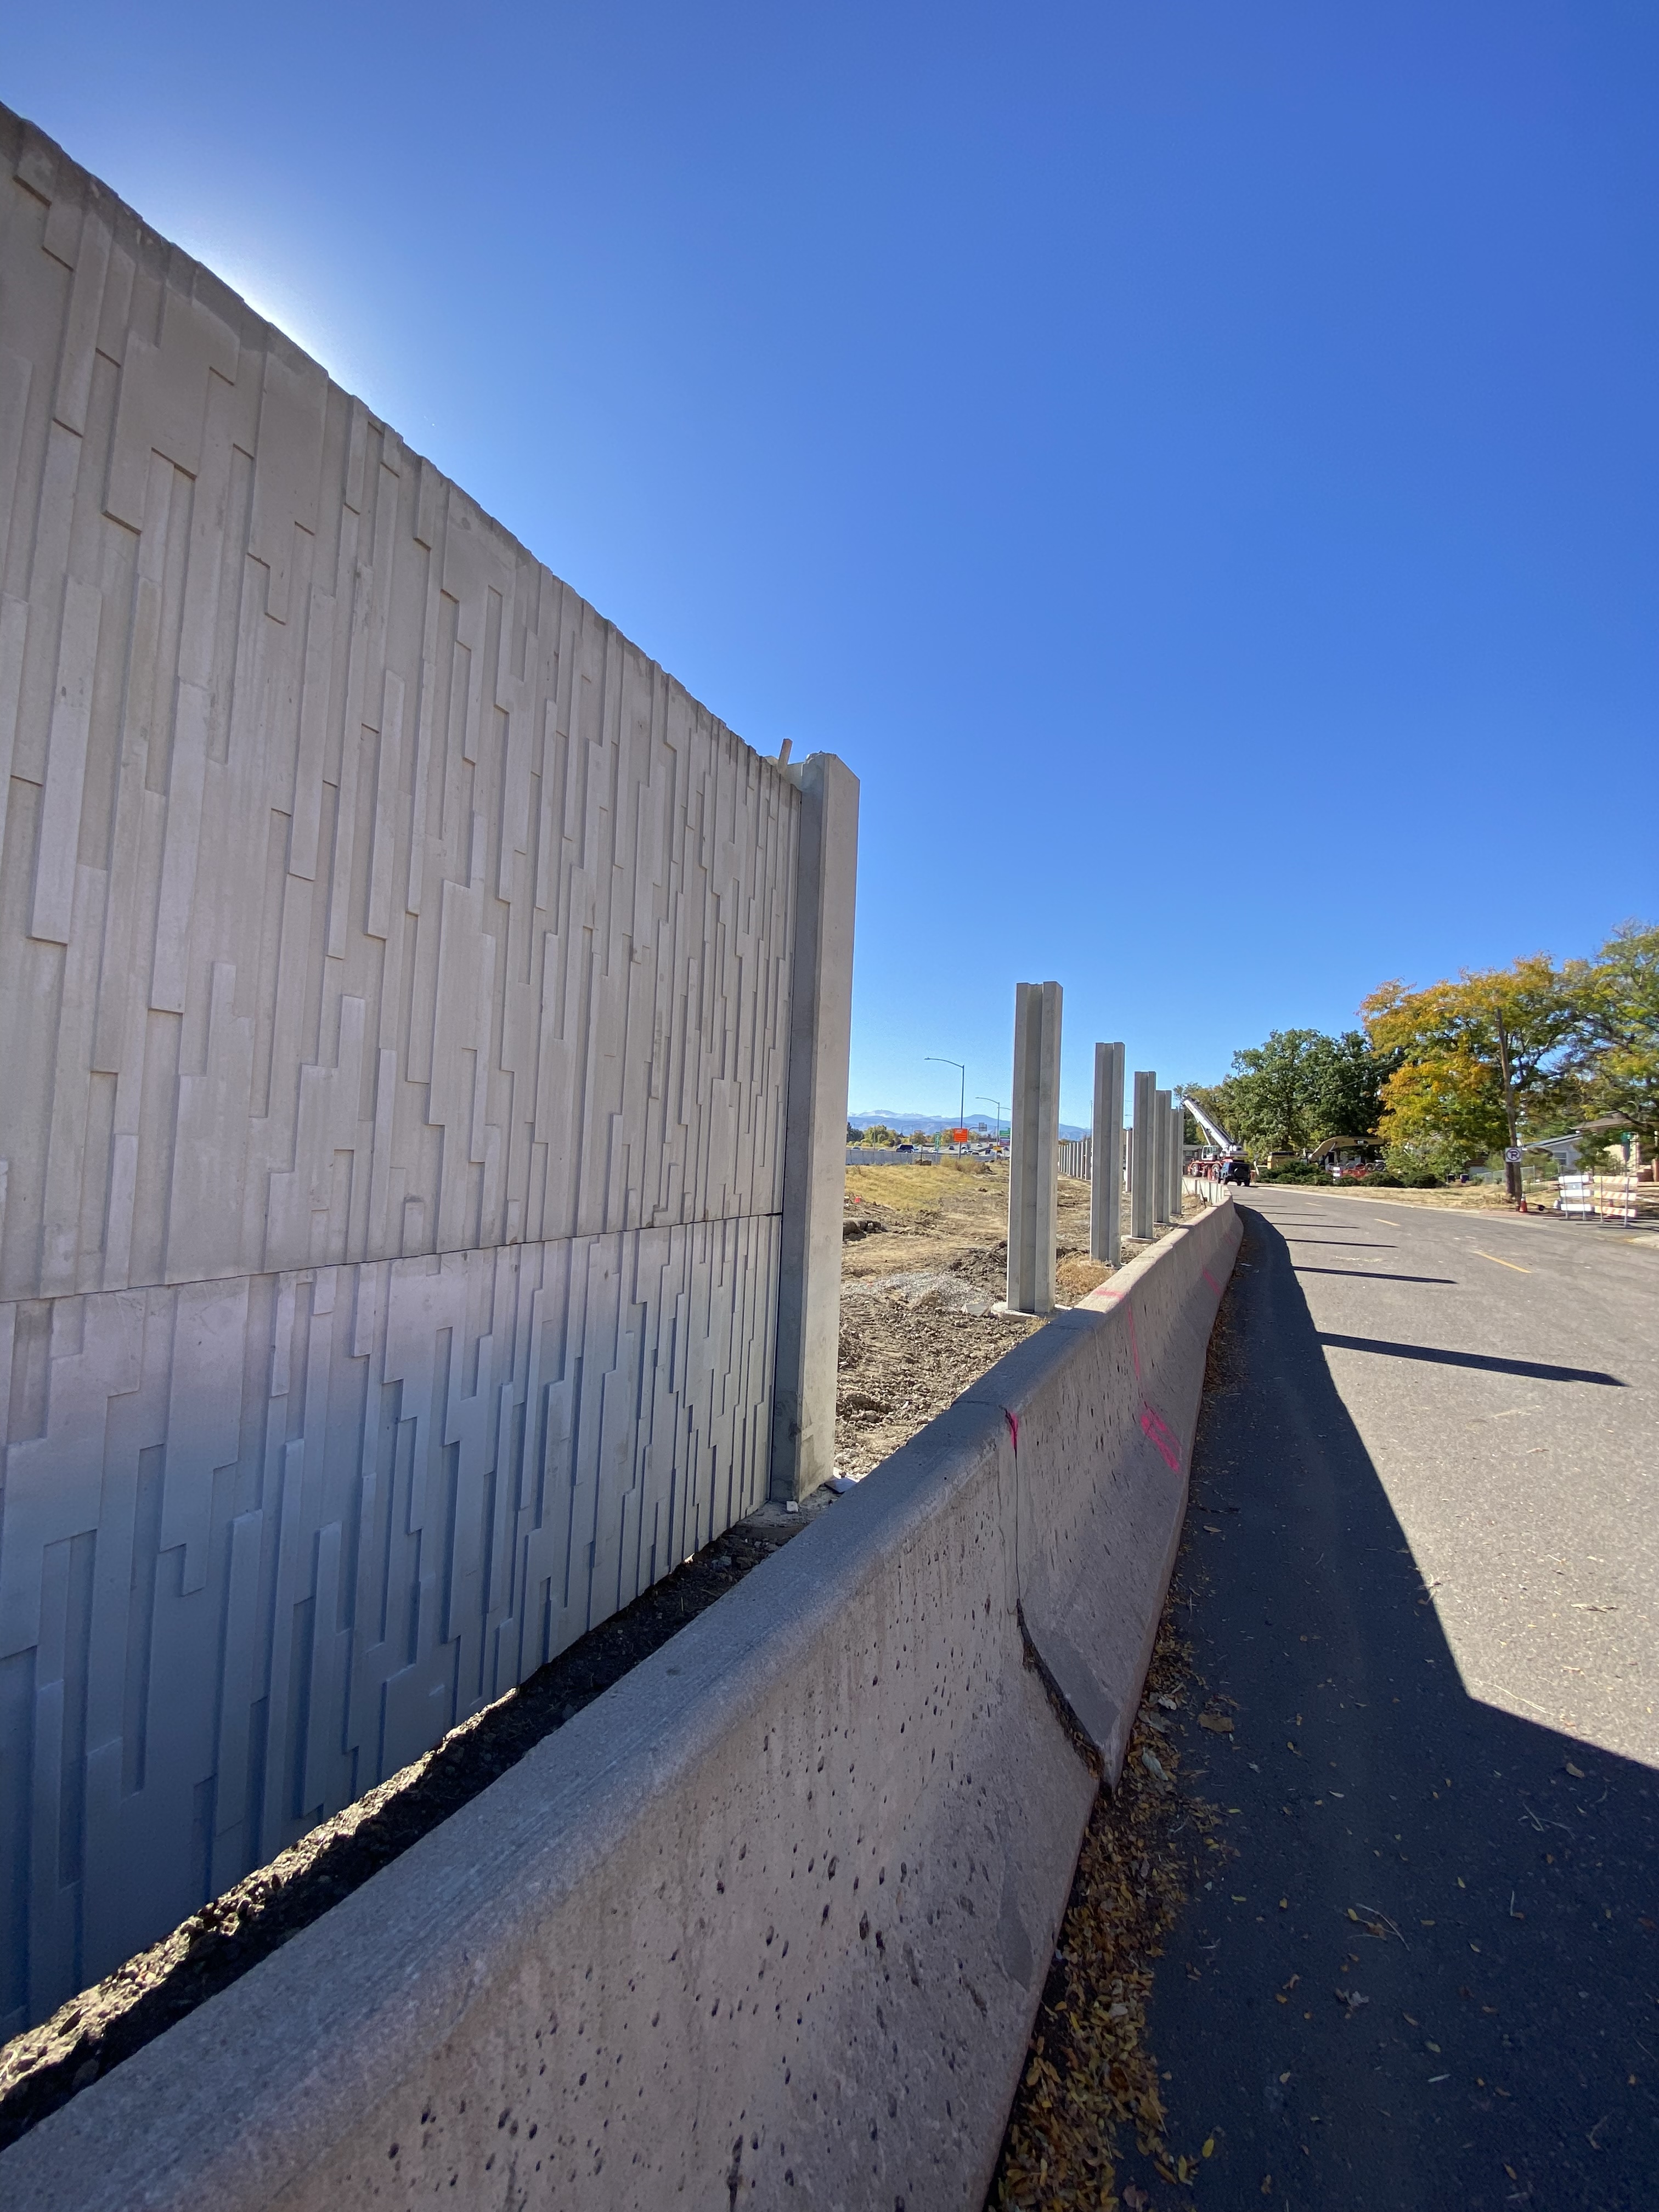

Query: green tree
1362 956 1585 1190
1305 1030 1397 1146
1572 922 1659 1148
1181 1077 1248 1150
854 1124 904 1147
1216 1028 1327 1155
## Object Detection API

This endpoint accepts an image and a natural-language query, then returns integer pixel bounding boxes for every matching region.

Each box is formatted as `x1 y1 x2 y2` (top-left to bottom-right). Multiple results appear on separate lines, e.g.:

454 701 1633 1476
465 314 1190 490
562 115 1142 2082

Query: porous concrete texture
1130 1070 1156 1242
1089 1040 1125 1266
974 1195 1242 1779
1005 980 1062 1316
0 105 853 2030
0 1198 1242 2212
770 753 858 1500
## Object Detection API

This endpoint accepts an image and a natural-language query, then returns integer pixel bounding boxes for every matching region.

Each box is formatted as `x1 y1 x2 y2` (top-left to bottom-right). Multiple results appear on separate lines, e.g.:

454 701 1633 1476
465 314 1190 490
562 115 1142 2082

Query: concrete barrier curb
0 1203 1240 2212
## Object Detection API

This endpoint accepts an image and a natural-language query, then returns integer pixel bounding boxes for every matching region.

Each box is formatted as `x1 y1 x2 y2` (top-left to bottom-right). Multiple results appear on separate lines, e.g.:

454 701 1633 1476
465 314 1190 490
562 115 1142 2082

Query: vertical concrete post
1090 1041 1125 1266
1170 1098 1186 1218
771 753 860 1501
1130 1071 1155 1242
1152 1088 1172 1224
1006 980 1063 1316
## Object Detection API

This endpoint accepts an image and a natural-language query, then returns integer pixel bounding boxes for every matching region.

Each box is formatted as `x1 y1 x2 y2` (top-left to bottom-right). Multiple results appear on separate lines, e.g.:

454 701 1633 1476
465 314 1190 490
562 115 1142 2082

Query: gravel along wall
0 1199 1240 2212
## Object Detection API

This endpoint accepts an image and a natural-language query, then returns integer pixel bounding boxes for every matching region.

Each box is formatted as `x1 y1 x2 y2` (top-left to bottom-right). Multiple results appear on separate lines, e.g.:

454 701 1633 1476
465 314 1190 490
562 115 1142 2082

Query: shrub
1385 1136 1465 1184
1260 1159 1323 1184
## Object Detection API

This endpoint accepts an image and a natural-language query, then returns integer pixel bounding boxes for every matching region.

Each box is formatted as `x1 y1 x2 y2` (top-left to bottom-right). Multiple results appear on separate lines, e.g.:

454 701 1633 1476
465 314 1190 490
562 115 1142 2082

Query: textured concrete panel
0 105 798 1307
0 105 848 2032
0 1216 779 2030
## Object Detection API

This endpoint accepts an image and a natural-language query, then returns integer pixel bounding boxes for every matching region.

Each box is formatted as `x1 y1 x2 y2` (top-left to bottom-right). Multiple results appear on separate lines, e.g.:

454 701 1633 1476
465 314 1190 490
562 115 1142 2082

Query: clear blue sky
9 3 1655 1126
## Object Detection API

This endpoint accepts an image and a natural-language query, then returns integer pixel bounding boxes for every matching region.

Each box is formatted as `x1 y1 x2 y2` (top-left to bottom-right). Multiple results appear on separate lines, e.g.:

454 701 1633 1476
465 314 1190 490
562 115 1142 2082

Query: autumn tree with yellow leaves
1360 942 1651 1190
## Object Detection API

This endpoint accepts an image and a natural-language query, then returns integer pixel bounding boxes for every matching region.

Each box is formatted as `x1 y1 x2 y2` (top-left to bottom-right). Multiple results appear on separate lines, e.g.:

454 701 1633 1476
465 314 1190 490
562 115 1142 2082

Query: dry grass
1328 1182 1530 1212
843 1161 1121 1299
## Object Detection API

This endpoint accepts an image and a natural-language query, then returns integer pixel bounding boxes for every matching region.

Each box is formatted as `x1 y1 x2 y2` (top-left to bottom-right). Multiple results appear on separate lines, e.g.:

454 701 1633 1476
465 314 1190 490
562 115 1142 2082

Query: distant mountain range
850 1109 1091 1141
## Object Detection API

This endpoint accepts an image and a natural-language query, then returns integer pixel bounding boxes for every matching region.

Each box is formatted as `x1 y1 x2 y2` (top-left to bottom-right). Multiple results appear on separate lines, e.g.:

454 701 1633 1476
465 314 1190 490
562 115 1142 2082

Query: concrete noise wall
0 1199 1242 2212
0 107 852 2031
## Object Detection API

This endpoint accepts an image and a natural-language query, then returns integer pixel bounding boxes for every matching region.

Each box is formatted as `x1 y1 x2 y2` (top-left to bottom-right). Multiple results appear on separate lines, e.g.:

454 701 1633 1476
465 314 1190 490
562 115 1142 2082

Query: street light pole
977 1096 1005 1143
926 1056 966 1149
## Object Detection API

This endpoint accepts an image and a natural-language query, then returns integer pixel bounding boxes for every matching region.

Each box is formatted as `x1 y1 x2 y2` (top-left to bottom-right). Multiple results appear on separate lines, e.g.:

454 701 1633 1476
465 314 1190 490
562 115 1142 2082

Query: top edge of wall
0 99 787 778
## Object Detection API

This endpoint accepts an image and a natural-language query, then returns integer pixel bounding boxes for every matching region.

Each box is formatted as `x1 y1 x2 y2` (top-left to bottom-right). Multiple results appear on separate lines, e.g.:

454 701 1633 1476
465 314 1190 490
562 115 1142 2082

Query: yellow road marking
1472 1249 1531 1274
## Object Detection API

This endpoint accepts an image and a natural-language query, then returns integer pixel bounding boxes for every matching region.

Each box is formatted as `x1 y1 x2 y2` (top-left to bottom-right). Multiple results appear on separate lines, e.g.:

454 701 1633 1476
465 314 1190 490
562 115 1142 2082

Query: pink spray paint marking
1004 1408 1019 1451
1139 1401 1182 1472
1202 1267 1222 1296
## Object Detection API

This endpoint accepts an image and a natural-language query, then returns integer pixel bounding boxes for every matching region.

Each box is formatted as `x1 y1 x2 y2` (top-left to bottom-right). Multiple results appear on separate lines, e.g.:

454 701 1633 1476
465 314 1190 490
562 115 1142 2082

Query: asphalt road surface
1114 1190 1658 2212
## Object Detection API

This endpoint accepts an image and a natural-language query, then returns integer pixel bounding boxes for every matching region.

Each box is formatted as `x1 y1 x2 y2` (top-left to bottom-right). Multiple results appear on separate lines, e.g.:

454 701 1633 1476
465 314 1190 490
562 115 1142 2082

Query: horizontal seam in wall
1 1214 789 1310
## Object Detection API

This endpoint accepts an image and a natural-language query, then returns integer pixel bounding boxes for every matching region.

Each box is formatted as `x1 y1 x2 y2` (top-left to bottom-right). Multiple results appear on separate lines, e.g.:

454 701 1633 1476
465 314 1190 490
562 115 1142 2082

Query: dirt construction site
837 1156 1189 1479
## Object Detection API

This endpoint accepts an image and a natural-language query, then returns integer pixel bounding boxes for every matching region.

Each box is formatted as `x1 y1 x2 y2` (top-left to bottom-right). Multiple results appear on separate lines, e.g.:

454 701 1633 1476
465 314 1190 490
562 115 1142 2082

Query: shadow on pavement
1311 1335 1625 1388
1294 1269 1458 1285
1114 1205 1658 2212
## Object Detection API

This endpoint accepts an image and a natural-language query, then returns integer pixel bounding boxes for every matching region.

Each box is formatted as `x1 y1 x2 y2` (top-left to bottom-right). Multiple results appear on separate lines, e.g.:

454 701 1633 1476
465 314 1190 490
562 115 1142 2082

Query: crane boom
1178 1094 1239 1155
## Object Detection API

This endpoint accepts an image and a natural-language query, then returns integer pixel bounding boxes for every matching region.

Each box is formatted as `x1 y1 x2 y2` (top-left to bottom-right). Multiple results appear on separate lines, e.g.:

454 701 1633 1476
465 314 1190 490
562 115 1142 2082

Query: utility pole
977 1095 1005 1145
1494 1008 1524 1211
927 1056 966 1148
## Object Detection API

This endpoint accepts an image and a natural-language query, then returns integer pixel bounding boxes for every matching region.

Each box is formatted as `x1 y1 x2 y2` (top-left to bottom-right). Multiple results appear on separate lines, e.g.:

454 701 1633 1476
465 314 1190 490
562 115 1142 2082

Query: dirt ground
1297 1181 1526 1212
837 1158 1187 1477
0 1158 1192 2155
844 1154 1173 1307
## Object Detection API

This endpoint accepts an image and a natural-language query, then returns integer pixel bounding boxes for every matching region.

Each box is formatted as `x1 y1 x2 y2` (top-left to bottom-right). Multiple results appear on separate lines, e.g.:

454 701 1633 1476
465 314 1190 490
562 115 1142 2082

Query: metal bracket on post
1090 1042 1125 1266
770 753 859 1502
1004 981 1063 1317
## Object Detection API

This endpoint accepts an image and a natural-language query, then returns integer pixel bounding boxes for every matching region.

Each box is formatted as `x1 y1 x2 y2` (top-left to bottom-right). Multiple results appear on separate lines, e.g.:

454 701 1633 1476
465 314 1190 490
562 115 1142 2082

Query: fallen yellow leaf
1199 1713 1234 1734
1203 2136 1216 2158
